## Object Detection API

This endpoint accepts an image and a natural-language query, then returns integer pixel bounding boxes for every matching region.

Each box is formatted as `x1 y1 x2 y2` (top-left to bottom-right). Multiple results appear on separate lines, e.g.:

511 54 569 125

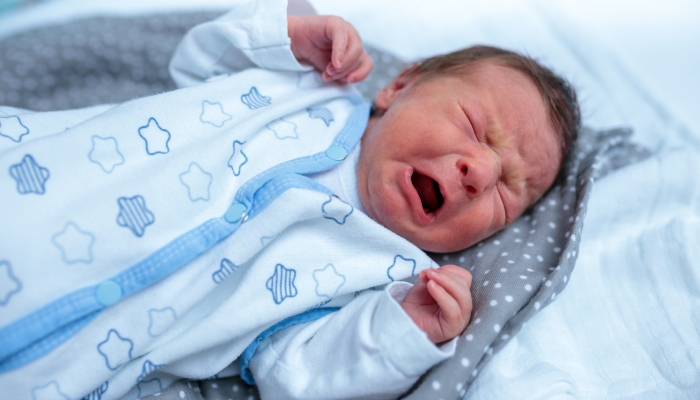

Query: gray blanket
0 13 649 400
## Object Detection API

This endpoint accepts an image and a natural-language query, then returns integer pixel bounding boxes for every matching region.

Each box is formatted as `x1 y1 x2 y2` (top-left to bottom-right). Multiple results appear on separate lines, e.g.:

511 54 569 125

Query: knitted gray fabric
0 14 650 400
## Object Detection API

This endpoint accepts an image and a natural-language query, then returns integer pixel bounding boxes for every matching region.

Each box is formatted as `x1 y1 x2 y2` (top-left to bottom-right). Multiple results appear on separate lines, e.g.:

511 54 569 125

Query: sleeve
168 0 314 88
247 281 458 400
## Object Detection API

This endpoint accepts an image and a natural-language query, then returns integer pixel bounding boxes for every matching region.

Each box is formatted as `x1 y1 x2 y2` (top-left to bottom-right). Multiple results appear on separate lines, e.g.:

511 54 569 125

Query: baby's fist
401 265 473 344
287 15 373 83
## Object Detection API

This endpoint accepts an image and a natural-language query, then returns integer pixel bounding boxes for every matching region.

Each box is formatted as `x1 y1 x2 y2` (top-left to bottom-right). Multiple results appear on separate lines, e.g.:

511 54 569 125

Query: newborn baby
285 13 577 342
0 1 579 399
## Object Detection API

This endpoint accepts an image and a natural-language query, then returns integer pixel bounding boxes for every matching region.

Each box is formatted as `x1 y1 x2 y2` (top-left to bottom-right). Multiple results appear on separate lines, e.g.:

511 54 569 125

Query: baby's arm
248 282 457 400
401 265 474 344
169 0 371 88
287 15 373 83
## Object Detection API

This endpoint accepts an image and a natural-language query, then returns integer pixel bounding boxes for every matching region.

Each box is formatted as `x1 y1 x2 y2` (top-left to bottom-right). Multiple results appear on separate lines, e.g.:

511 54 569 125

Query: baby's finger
345 53 373 83
426 268 472 313
426 280 462 326
326 17 349 69
328 54 365 83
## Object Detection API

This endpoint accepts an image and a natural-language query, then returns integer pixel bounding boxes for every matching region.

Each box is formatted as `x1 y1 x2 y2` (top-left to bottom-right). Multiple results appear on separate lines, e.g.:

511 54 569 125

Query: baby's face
357 62 561 252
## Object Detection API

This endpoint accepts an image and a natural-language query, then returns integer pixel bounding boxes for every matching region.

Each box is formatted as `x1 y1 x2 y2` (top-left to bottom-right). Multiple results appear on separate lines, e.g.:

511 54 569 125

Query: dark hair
409 45 580 175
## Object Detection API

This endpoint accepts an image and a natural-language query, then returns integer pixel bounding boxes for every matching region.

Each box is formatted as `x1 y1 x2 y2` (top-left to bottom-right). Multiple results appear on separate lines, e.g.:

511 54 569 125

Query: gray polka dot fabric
0 13 650 400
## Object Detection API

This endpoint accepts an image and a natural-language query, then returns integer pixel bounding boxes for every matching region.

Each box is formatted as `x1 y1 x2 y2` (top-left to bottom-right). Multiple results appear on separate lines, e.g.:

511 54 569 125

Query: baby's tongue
411 172 439 212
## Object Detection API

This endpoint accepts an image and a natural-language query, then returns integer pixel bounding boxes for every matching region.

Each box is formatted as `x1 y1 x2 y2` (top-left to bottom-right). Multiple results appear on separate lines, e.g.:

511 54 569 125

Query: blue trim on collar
0 100 370 371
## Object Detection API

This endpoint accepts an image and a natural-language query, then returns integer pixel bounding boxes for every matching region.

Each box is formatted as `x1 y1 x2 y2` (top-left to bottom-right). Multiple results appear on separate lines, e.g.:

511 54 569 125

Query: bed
1 0 699 399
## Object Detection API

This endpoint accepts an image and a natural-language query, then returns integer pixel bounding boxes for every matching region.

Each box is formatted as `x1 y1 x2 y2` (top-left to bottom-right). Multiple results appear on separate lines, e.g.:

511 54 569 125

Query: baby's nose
458 157 497 198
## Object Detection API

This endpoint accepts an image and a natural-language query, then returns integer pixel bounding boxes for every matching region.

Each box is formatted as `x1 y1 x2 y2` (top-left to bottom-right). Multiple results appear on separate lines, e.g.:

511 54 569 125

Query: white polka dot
539 205 545 211
494 324 501 332
527 242 534 247
515 238 522 243
232 385 239 392
547 237 554 243
211 383 218 389
565 231 570 237
466 334 474 341
477 252 483 258
470 265 475 271
505 295 513 302
474 318 481 324
442 254 449 261
524 254 531 259
484 269 490 274
494 283 502 288
537 255 544 262
457 382 464 391
530 229 536 234
487 347 493 355
569 216 574 222
513 228 520 233
549 222 556 228
535 302 541 310
493 240 501 245
501 334 510 340
180 391 185 399
500 268 507 272
472 369 478 377
554 247 561 253
483 280 490 287
155 394 161 397
461 357 470 367
508 260 514 264
459 256 465 263
501 252 508 256
552 293 557 300
490 300 498 306
564 275 568 283
545 280 552 287
520 275 527 279
563 204 570 210
432 380 441 390
527 268 535 272
573 250 577 257
525 284 532 291
572 234 577 242
549 199 557 206
478 242 484 247
461 389 467 397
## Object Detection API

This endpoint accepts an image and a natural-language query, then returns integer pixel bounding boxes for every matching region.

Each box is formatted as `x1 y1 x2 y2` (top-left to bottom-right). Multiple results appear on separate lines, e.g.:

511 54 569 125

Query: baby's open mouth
411 172 444 214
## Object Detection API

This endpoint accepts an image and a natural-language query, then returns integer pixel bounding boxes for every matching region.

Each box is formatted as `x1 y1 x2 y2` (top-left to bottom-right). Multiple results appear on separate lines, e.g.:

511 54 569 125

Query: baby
0 1 579 399
285 13 577 340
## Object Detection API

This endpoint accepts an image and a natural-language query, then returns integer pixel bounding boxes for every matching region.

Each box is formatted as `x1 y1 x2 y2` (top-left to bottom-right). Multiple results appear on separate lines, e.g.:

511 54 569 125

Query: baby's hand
287 15 373 83
401 265 473 344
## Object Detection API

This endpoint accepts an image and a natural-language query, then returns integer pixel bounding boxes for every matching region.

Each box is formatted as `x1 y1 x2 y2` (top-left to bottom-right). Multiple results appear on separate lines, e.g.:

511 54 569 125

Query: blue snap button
325 145 348 161
225 203 248 223
96 280 122 307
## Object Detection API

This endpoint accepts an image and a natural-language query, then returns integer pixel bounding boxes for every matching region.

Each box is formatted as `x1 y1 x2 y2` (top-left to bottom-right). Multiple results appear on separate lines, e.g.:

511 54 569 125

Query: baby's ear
374 63 420 111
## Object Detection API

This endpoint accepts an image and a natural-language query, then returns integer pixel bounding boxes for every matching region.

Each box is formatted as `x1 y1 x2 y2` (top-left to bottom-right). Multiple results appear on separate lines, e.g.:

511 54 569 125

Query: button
225 202 248 223
95 280 122 306
325 145 348 161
